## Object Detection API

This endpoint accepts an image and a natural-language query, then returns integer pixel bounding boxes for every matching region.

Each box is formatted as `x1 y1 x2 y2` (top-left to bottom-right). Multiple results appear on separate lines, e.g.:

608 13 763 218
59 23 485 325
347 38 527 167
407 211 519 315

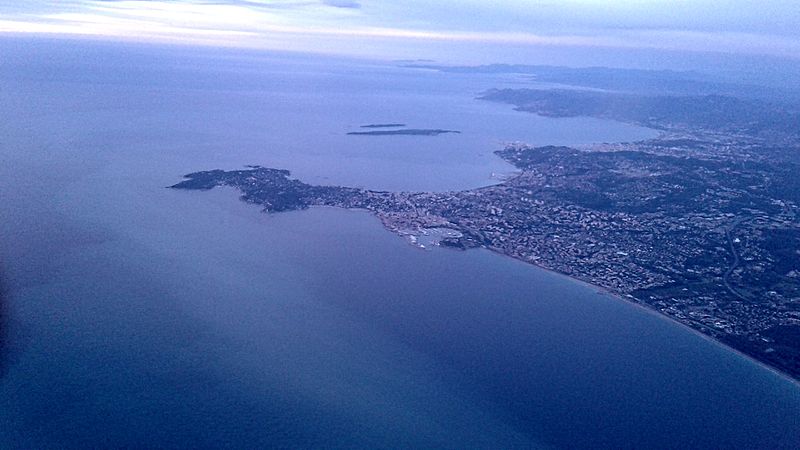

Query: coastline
305 204 800 388
486 245 800 389
171 157 800 387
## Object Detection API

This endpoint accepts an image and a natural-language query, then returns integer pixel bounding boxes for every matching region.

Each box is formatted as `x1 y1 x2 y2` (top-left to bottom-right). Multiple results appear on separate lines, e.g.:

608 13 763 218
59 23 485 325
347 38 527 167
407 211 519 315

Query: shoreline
305 204 800 388
486 245 800 389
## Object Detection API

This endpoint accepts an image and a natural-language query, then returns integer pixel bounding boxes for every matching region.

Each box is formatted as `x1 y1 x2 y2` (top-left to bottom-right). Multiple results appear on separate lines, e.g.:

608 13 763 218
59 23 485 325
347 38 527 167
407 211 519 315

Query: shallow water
0 39 798 448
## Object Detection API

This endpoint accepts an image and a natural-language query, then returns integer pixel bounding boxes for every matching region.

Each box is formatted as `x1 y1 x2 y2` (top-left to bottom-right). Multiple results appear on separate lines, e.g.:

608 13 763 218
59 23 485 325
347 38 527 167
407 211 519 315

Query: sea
0 38 798 448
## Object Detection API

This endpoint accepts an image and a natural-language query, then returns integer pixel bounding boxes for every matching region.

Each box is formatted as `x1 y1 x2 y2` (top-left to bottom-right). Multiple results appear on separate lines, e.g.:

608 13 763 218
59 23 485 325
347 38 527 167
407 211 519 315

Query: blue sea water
0 38 798 448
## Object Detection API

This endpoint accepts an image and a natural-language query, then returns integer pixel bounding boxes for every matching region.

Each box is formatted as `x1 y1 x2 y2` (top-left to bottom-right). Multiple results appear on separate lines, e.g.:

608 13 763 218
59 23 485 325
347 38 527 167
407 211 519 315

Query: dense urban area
172 86 800 380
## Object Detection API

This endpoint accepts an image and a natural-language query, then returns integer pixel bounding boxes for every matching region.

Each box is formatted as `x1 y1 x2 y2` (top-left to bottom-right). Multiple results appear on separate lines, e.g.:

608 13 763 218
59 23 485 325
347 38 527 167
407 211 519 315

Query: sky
1 1 799 65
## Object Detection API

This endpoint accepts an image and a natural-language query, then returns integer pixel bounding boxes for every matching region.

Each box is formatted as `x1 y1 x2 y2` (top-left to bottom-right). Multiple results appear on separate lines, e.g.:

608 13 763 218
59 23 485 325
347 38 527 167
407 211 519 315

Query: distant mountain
480 88 800 146
405 63 800 102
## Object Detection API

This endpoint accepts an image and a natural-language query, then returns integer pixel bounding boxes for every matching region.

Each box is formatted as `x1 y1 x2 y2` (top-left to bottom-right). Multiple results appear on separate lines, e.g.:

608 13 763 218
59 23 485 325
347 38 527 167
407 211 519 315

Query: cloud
0 0 799 62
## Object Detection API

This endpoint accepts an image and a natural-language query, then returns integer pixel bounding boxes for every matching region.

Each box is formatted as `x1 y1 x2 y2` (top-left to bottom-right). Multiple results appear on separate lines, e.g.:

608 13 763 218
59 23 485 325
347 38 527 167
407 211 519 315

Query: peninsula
171 88 800 381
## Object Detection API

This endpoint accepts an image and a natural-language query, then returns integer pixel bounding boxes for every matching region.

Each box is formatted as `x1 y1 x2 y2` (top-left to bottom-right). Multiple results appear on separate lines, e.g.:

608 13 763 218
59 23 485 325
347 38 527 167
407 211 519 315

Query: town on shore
172 87 800 381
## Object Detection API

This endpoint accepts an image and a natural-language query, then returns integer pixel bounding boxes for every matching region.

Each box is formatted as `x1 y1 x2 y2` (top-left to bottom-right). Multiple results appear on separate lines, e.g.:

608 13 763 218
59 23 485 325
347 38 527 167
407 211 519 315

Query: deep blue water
0 38 798 448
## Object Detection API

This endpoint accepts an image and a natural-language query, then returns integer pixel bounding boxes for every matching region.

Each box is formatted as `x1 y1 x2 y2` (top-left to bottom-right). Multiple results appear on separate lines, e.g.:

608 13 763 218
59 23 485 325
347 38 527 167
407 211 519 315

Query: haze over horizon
2 0 800 73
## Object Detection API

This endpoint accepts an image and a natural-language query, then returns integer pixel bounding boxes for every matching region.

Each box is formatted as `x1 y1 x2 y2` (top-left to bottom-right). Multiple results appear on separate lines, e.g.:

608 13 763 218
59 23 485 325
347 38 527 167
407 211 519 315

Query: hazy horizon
2 1 800 74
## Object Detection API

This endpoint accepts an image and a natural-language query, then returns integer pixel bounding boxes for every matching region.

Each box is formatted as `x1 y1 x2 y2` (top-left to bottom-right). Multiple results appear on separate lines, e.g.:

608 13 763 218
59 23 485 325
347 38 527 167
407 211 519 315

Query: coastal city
172 87 800 380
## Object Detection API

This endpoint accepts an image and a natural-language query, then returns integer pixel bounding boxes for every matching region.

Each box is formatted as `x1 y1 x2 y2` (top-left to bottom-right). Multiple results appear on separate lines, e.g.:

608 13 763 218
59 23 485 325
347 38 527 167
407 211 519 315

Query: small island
347 129 460 136
360 123 406 128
